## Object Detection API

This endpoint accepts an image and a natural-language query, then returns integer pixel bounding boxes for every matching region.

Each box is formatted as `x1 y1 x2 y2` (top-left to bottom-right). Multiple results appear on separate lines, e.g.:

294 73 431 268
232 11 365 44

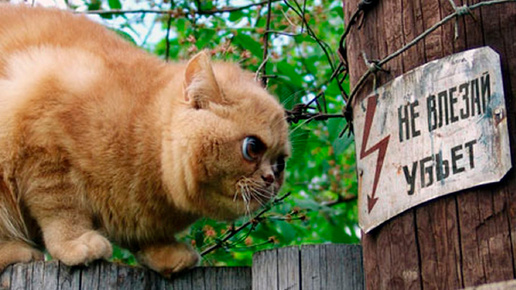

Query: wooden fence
0 244 364 290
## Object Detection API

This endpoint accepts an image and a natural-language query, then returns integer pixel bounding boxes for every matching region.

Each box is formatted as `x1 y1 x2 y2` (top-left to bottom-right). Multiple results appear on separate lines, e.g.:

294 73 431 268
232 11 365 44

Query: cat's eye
242 136 265 161
274 156 286 175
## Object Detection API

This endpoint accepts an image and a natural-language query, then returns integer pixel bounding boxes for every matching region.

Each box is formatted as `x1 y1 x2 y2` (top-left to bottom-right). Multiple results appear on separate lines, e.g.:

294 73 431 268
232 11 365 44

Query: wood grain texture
252 247 278 290
277 246 300 290
252 244 364 290
0 261 252 290
344 0 516 289
0 245 363 290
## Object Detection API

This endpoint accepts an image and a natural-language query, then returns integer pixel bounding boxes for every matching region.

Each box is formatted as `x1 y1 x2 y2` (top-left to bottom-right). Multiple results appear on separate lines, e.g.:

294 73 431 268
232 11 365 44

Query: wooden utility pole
344 0 516 289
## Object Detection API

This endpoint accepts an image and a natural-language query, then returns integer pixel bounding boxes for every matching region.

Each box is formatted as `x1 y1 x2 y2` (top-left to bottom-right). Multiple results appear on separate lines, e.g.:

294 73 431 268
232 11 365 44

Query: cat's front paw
136 242 200 277
0 241 45 270
49 230 112 266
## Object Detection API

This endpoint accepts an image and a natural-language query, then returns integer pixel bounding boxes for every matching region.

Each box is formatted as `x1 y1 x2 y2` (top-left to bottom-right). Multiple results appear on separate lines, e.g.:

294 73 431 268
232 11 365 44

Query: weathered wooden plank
0 265 12 290
300 245 322 290
10 263 28 290
116 262 149 290
168 268 192 290
204 267 251 290
57 262 81 290
146 270 168 290
322 244 364 290
252 249 278 290
190 267 206 290
0 246 364 290
1 261 254 290
342 244 365 289
29 261 46 290
79 261 101 289
98 261 118 289
114 264 132 289
277 246 300 290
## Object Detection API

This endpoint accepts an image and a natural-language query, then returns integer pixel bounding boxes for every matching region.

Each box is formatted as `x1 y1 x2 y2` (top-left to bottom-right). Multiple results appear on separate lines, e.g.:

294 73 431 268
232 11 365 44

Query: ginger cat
0 4 289 276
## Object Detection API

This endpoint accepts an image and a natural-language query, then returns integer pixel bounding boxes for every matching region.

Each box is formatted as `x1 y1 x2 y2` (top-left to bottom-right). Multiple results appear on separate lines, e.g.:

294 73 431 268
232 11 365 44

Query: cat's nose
261 173 275 186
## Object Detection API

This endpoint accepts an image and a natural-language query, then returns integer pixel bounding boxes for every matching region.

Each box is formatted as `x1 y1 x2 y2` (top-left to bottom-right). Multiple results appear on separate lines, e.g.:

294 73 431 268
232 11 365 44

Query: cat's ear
183 51 223 109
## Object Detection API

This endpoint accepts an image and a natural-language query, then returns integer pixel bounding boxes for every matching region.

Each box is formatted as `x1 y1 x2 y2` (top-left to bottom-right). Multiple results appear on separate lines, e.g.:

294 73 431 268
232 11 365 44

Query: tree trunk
344 0 516 289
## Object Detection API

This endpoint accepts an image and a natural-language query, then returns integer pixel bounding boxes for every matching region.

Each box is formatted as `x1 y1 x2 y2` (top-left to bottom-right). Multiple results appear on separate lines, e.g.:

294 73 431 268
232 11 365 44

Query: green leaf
232 32 263 58
195 229 205 248
276 221 297 243
327 118 345 141
276 61 304 89
295 199 322 211
196 29 217 49
332 134 353 157
288 128 310 168
229 10 245 22
107 0 121 9
111 29 136 45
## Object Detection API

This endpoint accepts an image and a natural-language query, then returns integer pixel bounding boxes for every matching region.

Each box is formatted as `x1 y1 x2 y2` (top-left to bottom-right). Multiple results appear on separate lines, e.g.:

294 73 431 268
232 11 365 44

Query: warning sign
354 47 511 233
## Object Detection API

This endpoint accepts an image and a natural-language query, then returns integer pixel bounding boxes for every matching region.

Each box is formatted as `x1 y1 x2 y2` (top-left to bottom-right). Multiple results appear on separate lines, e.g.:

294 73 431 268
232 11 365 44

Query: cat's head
168 51 290 220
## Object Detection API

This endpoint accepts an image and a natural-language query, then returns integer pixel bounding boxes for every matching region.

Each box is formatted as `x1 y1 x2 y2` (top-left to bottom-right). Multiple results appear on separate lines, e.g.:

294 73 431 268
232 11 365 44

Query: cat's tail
0 173 32 245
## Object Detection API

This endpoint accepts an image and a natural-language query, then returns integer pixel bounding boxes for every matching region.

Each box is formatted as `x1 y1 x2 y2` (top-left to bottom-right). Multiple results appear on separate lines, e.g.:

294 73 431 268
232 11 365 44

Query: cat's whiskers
280 89 305 107
243 183 253 217
236 176 277 218
245 178 275 203
239 179 252 216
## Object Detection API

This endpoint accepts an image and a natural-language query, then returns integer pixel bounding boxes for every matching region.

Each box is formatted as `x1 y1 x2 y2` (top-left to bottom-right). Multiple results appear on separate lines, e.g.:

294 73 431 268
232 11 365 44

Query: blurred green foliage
73 0 358 267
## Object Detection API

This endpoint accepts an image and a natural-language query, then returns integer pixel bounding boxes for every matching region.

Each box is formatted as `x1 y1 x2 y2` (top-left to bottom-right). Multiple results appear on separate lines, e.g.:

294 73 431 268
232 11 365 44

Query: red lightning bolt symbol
360 95 390 213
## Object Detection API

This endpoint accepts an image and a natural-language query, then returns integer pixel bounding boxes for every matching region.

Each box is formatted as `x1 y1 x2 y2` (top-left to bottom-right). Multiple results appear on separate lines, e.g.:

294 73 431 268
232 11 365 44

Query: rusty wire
340 0 516 137
279 0 516 136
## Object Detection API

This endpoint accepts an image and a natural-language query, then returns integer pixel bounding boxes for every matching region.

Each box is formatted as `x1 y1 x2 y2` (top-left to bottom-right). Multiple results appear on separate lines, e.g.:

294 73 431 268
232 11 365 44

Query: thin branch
198 0 282 15
164 11 173 61
261 0 273 87
283 0 335 70
266 30 302 37
321 194 358 207
200 192 291 256
79 0 283 16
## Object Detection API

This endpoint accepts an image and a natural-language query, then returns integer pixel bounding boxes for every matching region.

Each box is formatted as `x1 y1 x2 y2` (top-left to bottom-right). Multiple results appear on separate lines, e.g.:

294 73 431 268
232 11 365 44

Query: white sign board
354 47 511 233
